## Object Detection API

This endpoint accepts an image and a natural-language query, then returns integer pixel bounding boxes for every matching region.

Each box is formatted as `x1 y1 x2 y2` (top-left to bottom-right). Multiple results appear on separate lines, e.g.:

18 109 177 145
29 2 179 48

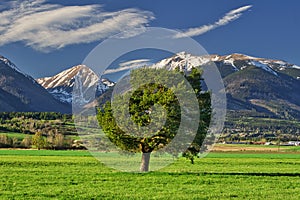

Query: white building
288 141 300 146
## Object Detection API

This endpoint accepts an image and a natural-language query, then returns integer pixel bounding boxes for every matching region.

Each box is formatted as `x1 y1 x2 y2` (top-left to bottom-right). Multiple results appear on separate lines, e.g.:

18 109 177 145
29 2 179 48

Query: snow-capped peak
152 52 211 72
150 52 300 77
37 65 98 89
37 65 115 104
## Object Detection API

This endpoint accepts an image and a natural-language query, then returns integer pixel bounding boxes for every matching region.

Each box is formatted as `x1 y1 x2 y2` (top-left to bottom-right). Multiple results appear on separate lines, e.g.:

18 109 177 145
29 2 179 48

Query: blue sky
0 0 299 78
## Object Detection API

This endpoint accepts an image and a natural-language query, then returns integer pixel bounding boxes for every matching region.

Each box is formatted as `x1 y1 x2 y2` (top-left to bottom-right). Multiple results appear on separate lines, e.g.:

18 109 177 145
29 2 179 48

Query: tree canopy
97 67 211 171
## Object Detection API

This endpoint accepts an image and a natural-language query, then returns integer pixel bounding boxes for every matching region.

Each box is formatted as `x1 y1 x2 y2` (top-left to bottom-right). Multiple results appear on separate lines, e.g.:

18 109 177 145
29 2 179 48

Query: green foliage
21 135 32 148
32 132 46 150
0 112 77 149
0 134 12 147
97 67 211 166
0 112 72 121
0 112 75 135
222 112 300 143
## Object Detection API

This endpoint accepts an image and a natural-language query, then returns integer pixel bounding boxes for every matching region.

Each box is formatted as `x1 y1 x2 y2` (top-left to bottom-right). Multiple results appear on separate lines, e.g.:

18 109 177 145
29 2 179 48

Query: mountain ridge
36 65 115 104
0 55 70 113
2 52 300 120
151 52 300 119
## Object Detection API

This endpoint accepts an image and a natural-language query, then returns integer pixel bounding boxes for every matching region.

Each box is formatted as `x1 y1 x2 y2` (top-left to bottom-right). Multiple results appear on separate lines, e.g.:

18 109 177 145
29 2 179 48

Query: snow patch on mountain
150 52 300 77
101 78 115 87
292 65 300 70
274 60 287 65
152 52 211 72
37 52 300 105
49 88 73 104
37 65 98 89
248 60 278 76
37 65 115 104
224 58 239 71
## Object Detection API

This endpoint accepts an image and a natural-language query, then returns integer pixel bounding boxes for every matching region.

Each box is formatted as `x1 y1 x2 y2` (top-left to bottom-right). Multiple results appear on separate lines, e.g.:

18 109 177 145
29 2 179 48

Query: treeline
0 112 83 150
221 115 300 143
224 117 300 134
0 112 76 135
0 132 85 150
0 112 72 121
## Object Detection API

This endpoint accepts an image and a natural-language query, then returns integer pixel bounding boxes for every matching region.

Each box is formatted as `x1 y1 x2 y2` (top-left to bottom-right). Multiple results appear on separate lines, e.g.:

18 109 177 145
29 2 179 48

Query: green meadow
1 150 300 199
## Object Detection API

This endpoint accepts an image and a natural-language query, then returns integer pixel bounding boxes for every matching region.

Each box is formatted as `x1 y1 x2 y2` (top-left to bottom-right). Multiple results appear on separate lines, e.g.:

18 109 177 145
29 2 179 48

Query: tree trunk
190 157 194 164
140 152 151 172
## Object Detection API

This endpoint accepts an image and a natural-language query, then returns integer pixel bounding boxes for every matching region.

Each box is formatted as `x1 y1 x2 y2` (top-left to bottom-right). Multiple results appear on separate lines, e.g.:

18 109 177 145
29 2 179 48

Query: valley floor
212 143 300 152
0 149 300 199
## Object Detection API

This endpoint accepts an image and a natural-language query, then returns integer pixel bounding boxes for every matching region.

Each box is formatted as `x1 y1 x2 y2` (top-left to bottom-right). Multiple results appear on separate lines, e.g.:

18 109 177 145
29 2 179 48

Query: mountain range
151 52 300 119
0 56 70 113
0 53 300 120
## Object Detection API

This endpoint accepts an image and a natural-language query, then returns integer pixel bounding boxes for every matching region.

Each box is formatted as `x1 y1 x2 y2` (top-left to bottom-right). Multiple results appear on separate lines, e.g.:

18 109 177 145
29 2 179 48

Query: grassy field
0 131 80 146
1 149 300 199
0 132 27 140
213 143 300 152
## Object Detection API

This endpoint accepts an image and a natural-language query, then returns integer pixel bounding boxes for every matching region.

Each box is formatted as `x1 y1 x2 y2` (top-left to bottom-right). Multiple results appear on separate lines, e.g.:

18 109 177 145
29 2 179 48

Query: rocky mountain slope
0 56 70 113
2 52 299 120
37 65 114 104
152 52 300 119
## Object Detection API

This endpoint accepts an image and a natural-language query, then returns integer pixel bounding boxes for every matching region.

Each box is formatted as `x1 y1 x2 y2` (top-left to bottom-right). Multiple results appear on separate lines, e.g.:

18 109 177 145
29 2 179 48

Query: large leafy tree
97 67 211 171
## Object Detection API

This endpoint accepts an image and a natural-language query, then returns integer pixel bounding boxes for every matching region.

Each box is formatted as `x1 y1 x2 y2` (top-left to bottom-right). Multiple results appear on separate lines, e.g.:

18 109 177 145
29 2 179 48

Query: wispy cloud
0 0 154 52
174 5 252 38
103 59 152 74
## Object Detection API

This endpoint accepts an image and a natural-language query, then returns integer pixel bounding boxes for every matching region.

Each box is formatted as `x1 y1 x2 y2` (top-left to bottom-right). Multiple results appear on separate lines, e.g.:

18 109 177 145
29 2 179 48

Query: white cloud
119 59 151 67
0 0 154 52
174 5 252 38
103 59 152 74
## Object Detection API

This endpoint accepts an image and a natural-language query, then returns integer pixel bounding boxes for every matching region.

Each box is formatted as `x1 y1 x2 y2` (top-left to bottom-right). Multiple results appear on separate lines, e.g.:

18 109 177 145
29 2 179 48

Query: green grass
1 150 300 199
0 149 91 156
216 143 277 148
285 146 300 152
0 131 80 143
215 143 300 149
0 132 27 140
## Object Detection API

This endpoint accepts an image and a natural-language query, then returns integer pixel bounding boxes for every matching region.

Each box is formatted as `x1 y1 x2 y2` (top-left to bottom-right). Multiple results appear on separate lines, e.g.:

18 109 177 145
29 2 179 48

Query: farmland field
1 149 300 199
0 132 26 140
